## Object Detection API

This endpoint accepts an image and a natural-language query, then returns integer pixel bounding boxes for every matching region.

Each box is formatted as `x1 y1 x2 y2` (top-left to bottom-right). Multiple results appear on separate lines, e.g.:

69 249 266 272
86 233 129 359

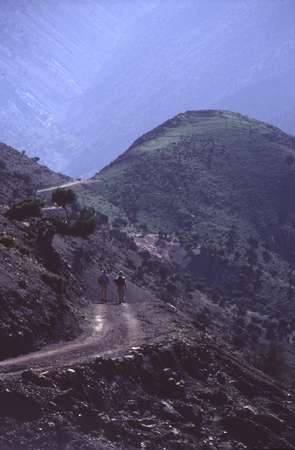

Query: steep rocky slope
0 209 86 360
0 143 69 204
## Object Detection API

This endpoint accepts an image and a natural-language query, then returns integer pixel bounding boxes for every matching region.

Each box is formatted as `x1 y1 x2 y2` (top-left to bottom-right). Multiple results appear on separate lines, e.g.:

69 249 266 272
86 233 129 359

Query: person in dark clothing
114 271 126 304
98 268 110 303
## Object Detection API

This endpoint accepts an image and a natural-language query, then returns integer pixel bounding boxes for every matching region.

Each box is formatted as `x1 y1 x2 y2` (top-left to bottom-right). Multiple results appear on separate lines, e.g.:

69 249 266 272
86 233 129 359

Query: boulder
159 400 183 421
255 412 284 433
0 389 42 421
175 403 202 426
221 415 291 448
22 369 54 387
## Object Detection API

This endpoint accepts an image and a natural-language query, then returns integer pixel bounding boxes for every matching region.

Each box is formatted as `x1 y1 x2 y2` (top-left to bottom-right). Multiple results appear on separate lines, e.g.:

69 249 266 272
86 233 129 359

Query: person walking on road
98 268 110 303
114 271 127 304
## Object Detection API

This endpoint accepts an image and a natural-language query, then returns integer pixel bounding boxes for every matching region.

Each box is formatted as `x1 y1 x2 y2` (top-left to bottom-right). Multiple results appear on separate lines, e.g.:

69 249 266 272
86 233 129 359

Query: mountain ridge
0 122 295 448
93 110 295 243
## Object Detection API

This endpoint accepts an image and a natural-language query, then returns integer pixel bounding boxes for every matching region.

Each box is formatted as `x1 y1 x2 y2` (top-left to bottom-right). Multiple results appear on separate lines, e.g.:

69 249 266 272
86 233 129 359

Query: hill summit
93 110 295 243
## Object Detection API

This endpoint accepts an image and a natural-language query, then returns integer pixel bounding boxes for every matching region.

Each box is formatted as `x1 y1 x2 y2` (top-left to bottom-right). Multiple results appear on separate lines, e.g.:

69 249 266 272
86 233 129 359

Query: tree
74 207 97 237
52 188 76 220
6 197 44 220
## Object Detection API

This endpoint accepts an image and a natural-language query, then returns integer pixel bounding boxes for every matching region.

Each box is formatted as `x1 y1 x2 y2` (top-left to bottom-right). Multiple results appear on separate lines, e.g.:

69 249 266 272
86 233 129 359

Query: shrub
139 223 148 233
6 197 44 220
110 228 137 250
0 234 15 248
52 188 76 219
0 159 7 170
112 217 127 228
139 249 151 261
55 207 97 237
97 211 109 225
41 272 64 294
74 207 97 236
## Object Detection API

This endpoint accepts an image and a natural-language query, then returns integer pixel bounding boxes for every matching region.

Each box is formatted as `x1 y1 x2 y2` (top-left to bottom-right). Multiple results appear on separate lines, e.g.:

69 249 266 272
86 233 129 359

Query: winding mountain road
0 301 181 376
37 178 102 194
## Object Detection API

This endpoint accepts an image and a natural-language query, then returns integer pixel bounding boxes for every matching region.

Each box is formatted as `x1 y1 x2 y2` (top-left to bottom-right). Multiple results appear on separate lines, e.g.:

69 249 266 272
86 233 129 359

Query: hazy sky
0 0 294 176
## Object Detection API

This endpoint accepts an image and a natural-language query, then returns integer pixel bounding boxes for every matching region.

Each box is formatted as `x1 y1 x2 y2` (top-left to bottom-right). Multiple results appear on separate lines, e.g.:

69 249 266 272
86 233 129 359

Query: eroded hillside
0 143 70 204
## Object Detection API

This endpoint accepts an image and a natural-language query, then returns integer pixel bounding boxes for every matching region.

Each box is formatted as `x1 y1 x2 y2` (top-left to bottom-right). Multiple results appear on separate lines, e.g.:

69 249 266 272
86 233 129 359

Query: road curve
37 178 102 194
0 302 179 376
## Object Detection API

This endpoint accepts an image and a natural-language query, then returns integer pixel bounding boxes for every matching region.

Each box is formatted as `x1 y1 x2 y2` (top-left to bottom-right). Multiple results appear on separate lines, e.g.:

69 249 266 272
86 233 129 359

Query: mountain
0 135 295 448
1 1 294 176
92 110 295 240
0 142 70 204
69 111 295 377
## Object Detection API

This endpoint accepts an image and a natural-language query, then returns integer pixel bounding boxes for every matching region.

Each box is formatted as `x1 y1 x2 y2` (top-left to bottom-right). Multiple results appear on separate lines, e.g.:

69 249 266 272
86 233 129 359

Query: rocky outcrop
0 339 294 450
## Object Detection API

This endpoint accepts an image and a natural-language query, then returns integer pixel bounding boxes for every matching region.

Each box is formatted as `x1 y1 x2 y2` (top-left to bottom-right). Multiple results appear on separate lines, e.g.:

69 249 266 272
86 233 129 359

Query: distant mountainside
92 110 295 242
1 1 294 176
0 143 69 204
68 111 295 330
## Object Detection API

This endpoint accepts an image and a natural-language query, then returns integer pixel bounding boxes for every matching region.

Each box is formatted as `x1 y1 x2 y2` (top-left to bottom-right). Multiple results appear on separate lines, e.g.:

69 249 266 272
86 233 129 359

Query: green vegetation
52 188 76 220
74 206 97 237
0 159 7 170
55 206 97 238
87 110 295 244
6 197 44 220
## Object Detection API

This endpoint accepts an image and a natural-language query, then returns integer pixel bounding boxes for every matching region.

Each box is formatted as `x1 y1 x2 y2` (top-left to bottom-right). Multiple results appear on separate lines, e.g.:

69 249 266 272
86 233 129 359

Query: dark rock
54 388 77 410
18 279 27 289
200 388 228 405
180 355 201 378
159 348 178 368
209 389 228 405
0 389 42 421
216 371 227 384
159 400 183 421
175 403 202 426
255 412 284 433
221 415 291 448
95 358 116 379
22 369 54 387
76 407 103 432
236 379 257 398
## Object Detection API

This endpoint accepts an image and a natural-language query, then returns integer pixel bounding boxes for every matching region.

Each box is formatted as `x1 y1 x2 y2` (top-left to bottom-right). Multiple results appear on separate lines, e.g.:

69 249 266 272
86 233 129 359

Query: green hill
44 110 295 346
90 110 295 241
65 110 295 333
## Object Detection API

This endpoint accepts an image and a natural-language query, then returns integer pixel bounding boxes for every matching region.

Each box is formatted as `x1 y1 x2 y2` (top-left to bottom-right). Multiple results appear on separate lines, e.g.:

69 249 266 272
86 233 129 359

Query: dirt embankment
0 335 294 450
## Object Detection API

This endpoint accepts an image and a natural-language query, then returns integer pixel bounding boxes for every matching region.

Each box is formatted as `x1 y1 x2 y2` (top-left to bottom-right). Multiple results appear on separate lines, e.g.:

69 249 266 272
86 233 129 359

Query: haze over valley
1 0 295 176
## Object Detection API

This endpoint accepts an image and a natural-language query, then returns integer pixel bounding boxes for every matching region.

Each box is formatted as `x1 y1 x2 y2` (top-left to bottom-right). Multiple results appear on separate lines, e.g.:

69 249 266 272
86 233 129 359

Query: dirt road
0 301 181 376
37 178 102 194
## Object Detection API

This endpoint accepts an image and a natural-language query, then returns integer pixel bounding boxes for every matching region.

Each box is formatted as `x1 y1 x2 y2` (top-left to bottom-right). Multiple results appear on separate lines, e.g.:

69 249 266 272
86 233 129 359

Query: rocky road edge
0 336 294 450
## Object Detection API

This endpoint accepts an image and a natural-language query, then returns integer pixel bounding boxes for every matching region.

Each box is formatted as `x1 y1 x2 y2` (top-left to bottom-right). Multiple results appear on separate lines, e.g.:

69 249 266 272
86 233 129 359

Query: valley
1 111 295 448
